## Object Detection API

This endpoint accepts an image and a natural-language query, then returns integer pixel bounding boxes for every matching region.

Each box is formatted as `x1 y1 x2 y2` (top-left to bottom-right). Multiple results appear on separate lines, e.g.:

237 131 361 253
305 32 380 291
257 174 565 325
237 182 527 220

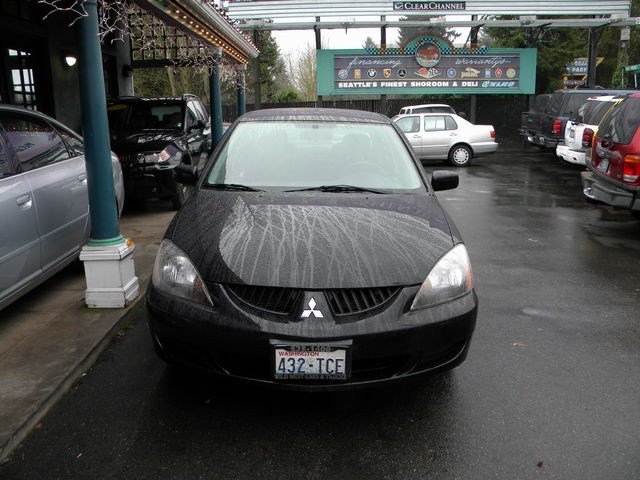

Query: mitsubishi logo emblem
301 298 323 318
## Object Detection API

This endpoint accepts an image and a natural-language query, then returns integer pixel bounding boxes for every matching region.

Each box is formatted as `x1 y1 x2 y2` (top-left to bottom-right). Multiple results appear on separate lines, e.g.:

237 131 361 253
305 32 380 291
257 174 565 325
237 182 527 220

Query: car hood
110 131 182 154
169 191 455 289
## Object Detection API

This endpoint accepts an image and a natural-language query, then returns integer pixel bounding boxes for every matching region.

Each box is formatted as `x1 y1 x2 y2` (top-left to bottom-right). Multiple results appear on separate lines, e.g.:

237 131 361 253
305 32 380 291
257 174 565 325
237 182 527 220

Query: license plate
597 158 610 173
273 344 350 380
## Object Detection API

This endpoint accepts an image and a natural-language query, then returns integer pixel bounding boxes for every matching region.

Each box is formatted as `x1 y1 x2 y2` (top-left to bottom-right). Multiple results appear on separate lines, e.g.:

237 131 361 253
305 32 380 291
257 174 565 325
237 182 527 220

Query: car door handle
16 194 32 207
412 135 421 138
449 133 458 136
77 173 87 182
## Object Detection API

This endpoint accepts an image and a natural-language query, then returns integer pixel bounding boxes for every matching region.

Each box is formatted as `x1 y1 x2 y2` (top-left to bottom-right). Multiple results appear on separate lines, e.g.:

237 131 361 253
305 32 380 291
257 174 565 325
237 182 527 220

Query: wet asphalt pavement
1 146 639 480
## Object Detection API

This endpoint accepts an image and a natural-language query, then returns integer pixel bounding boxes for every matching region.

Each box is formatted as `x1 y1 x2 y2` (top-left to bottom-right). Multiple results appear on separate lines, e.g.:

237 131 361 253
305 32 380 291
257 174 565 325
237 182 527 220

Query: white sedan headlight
151 239 212 306
410 244 473 310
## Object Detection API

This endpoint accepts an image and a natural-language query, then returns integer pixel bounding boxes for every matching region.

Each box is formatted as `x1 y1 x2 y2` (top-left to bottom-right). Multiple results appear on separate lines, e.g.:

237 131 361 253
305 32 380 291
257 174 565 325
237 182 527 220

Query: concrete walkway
0 205 174 462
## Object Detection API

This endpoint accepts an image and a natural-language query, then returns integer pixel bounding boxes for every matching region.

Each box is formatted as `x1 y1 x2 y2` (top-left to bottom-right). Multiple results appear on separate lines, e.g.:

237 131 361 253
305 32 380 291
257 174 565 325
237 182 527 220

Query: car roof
111 97 183 103
553 89 638 95
0 104 80 135
401 104 452 108
240 108 390 124
585 95 618 101
395 111 457 117
0 104 54 117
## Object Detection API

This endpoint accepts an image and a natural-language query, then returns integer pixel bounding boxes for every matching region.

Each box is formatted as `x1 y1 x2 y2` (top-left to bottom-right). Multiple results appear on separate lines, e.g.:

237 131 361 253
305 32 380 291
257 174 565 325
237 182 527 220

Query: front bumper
146 283 478 390
581 171 640 211
556 145 586 166
124 164 177 200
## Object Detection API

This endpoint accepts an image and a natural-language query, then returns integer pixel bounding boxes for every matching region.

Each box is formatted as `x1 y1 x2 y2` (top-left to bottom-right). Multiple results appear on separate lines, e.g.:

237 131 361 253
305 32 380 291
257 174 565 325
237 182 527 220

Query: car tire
631 211 640 220
448 144 472 167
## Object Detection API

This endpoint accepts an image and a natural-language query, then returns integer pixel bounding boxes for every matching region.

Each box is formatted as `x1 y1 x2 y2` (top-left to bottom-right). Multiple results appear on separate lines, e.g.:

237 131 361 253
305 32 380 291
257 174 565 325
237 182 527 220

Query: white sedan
394 113 498 167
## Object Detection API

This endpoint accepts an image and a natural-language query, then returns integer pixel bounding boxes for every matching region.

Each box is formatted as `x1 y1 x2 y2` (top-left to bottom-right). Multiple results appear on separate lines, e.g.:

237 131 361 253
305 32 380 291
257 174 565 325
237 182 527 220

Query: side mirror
189 119 205 131
431 170 459 191
458 112 467 118
174 164 198 185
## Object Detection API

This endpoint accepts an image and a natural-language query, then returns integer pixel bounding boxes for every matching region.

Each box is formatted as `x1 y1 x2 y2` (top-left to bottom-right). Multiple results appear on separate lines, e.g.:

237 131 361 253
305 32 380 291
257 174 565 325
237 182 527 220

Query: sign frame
317 47 537 96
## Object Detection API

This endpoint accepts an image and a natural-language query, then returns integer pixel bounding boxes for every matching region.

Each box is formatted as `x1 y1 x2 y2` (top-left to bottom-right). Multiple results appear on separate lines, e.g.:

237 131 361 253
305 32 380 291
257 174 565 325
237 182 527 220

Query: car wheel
631 211 640 220
171 183 191 210
448 144 472 167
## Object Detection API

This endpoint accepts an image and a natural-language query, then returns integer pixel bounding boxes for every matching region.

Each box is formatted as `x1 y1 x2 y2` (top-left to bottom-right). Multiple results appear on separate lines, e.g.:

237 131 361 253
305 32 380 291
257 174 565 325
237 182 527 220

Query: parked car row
519 89 636 149
518 89 640 219
556 95 620 166
581 93 640 219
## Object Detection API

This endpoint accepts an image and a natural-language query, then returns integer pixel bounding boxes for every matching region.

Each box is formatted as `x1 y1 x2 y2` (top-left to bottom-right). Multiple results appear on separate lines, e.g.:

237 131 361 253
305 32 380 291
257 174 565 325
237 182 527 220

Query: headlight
151 239 213 306
136 152 161 164
410 244 473 310
157 144 183 163
136 147 181 165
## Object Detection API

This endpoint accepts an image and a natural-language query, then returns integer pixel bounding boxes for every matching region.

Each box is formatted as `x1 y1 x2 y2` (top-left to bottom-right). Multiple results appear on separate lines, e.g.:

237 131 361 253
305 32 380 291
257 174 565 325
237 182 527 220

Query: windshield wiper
207 183 264 192
284 185 385 194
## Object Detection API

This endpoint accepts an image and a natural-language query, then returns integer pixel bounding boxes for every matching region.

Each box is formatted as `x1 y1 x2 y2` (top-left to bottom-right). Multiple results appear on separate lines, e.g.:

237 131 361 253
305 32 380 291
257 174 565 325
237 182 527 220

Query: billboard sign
317 37 536 95
392 1 466 11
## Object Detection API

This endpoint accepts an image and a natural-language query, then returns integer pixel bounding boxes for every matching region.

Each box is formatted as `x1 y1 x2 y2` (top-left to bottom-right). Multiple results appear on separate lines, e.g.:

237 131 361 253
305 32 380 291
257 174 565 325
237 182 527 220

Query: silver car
0 106 124 311
394 112 498 167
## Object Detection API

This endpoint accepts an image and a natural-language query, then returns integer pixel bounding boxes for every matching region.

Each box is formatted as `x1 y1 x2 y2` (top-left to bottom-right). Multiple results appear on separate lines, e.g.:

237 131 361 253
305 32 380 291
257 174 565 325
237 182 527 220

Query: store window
7 49 37 110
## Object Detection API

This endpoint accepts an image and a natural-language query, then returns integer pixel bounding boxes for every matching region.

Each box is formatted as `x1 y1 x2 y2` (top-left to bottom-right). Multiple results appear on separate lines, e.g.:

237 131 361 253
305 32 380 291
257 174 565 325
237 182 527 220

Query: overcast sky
274 27 399 60
272 17 472 62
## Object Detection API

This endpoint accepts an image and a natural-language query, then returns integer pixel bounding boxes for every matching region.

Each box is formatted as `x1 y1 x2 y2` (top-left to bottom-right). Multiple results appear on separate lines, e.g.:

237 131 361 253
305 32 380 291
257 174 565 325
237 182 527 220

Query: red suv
581 93 640 219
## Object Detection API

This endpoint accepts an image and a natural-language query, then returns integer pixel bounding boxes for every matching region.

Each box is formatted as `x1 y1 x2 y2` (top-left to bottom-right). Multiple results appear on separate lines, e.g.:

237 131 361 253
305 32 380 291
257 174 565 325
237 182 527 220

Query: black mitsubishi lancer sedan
146 108 478 390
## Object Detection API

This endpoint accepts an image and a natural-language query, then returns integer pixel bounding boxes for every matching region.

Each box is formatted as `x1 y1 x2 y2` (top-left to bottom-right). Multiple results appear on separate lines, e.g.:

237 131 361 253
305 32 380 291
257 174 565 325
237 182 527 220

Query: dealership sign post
317 37 537 96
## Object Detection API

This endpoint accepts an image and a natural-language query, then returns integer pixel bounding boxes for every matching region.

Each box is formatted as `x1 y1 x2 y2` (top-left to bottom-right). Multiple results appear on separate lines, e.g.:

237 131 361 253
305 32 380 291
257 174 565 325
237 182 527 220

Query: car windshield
206 121 424 192
107 102 184 131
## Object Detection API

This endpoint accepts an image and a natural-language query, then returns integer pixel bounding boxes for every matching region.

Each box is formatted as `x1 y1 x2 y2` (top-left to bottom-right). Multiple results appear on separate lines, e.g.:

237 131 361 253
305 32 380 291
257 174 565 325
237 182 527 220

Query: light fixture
64 55 77 67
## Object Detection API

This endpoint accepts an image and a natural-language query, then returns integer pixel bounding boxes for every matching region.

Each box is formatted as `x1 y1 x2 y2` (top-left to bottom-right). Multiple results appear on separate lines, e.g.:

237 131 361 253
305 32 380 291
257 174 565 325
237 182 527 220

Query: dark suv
581 93 640 218
520 89 634 149
107 94 210 209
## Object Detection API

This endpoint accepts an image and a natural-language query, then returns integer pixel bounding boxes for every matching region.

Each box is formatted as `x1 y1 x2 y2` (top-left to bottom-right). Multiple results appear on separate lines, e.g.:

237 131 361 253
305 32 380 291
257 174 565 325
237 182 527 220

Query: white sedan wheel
449 145 472 167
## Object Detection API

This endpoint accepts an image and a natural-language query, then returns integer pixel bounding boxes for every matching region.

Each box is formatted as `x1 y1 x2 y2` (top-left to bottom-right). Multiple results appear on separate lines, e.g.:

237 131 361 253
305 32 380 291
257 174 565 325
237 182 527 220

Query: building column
115 33 134 96
253 30 261 109
209 48 224 147
77 0 138 308
315 17 322 107
380 16 386 115
587 28 603 88
236 64 247 117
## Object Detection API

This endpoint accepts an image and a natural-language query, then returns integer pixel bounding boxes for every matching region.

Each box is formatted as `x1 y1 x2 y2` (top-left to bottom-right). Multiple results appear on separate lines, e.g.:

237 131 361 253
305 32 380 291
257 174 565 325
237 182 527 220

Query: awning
136 0 259 63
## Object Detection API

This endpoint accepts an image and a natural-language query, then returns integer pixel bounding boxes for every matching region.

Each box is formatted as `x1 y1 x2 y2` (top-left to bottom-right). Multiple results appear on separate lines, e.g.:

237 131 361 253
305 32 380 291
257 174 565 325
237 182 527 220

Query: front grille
118 153 139 167
325 287 400 316
226 284 301 315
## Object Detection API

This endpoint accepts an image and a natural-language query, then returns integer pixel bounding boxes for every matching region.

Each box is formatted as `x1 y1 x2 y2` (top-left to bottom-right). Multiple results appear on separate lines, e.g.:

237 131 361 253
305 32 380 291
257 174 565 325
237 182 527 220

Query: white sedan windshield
207 121 423 191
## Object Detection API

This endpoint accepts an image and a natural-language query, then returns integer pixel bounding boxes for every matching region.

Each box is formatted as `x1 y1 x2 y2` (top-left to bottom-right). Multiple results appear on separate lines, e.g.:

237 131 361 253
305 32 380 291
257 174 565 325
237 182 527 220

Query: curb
0 293 147 464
